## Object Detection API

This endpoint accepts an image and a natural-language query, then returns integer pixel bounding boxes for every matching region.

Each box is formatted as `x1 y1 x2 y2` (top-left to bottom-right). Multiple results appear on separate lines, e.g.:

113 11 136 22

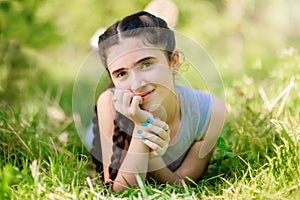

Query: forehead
106 37 165 67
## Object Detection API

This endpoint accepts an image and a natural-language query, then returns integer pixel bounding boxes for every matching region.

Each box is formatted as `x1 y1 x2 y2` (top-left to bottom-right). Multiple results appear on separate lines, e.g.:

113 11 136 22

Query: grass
1 49 299 199
1 0 300 199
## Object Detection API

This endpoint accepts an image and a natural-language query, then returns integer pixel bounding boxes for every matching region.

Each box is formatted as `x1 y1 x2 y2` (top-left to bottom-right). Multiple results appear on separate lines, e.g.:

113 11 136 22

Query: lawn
1 0 300 199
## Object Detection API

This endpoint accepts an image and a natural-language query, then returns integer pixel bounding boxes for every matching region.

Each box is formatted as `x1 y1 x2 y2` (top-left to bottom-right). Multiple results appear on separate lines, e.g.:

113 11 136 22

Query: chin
143 101 167 120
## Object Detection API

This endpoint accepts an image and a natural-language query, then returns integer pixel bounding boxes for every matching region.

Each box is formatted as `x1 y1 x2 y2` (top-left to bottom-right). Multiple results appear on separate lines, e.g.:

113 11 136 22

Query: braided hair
91 11 175 183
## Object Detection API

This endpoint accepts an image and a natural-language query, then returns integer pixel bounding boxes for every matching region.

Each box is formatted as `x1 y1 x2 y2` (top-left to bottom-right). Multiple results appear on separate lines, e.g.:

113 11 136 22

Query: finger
129 96 142 117
113 89 133 115
142 138 167 157
112 89 119 102
144 123 169 141
112 90 120 110
131 95 142 107
113 89 131 102
123 92 134 107
142 137 161 152
113 89 123 103
147 117 169 132
140 130 165 147
150 151 159 157
153 147 167 157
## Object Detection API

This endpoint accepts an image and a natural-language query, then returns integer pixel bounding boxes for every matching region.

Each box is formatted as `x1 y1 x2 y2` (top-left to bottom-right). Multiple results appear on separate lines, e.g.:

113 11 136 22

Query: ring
163 124 169 132
112 97 117 102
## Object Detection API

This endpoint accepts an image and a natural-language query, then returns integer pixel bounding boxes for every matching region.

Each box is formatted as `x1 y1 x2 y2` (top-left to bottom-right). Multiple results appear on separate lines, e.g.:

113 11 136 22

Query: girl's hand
137 118 170 157
112 89 153 124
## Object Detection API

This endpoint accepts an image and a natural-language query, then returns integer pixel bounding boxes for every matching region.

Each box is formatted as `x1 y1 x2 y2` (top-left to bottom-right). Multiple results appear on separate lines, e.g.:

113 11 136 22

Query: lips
137 89 155 100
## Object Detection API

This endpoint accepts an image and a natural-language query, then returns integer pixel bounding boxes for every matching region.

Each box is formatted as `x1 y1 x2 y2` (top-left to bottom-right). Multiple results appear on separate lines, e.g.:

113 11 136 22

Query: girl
90 11 227 191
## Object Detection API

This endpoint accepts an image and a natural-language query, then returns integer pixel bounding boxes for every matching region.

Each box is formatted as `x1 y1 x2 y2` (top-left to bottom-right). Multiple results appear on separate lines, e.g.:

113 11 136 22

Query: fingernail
142 122 148 127
137 129 143 134
147 118 154 123
141 137 146 141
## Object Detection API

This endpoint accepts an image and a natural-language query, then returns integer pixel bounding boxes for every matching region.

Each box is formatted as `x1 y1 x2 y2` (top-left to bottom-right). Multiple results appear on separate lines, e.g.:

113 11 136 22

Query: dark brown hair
91 11 175 183
98 11 175 67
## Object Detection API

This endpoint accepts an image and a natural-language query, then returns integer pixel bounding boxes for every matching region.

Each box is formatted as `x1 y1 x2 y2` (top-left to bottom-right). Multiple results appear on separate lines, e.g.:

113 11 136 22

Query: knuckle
157 127 163 134
128 107 135 115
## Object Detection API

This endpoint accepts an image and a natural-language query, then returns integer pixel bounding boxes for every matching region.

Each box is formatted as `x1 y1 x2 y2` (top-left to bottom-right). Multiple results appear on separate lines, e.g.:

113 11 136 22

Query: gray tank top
163 85 212 171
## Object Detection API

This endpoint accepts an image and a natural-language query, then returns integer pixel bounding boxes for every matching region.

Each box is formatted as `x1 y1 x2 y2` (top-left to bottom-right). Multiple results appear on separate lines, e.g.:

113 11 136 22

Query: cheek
113 80 130 89
157 69 174 84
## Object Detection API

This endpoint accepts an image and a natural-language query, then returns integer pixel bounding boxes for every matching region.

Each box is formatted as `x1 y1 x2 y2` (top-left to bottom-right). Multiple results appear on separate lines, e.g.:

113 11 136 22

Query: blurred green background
1 1 300 198
1 0 299 144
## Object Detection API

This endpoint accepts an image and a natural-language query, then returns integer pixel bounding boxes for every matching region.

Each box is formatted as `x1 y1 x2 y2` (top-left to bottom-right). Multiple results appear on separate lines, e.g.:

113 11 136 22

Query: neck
149 88 180 123
165 90 180 125
166 90 181 141
152 88 181 141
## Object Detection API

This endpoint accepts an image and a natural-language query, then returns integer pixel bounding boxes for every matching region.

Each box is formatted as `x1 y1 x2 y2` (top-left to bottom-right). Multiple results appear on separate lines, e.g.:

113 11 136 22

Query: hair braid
108 120 127 180
91 105 134 182
108 112 134 181
95 11 173 183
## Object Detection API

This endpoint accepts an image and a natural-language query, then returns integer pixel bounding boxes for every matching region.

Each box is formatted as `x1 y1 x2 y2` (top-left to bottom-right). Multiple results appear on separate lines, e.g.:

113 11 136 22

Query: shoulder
96 88 115 114
198 95 227 159
176 85 213 139
176 85 212 105
96 88 116 136
208 96 227 129
97 88 113 105
211 96 227 119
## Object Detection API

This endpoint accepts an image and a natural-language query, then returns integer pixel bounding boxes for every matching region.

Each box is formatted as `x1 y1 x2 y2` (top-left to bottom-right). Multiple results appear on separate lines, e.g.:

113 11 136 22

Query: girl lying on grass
89 11 227 191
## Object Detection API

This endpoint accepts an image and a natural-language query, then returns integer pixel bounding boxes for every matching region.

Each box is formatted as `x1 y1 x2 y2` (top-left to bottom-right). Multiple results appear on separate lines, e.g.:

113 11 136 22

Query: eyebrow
111 56 156 76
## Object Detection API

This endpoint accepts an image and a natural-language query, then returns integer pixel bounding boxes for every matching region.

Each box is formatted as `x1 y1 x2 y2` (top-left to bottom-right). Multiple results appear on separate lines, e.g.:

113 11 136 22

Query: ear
170 50 180 73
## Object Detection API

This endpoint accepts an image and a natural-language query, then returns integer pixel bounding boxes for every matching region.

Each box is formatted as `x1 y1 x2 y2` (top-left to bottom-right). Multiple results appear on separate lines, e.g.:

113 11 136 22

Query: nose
130 71 147 92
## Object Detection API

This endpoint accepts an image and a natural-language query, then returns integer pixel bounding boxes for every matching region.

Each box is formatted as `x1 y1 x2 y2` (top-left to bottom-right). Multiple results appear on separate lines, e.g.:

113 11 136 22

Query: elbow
111 181 140 192
173 175 198 186
112 184 128 192
173 171 192 186
174 169 203 186
111 173 147 191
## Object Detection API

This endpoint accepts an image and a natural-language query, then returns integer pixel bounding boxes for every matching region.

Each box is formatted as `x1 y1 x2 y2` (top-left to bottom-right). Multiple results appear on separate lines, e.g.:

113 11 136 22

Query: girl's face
106 37 179 110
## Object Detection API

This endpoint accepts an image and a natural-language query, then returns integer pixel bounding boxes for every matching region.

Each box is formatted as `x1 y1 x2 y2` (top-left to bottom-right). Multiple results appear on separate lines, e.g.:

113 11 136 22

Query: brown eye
144 62 152 67
117 71 127 78
140 61 153 70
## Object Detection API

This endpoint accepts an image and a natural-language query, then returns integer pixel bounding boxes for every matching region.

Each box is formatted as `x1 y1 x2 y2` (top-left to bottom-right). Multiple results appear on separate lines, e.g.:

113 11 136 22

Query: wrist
148 156 167 172
130 126 150 151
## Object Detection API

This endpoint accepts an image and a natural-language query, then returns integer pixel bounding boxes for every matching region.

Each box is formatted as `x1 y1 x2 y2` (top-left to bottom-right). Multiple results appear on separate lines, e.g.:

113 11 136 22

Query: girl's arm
147 96 227 184
97 89 150 191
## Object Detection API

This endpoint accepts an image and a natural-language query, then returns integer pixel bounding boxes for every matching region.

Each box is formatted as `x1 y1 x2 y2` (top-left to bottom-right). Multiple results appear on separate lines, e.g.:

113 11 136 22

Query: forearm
148 141 214 185
113 127 150 191
148 156 183 184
